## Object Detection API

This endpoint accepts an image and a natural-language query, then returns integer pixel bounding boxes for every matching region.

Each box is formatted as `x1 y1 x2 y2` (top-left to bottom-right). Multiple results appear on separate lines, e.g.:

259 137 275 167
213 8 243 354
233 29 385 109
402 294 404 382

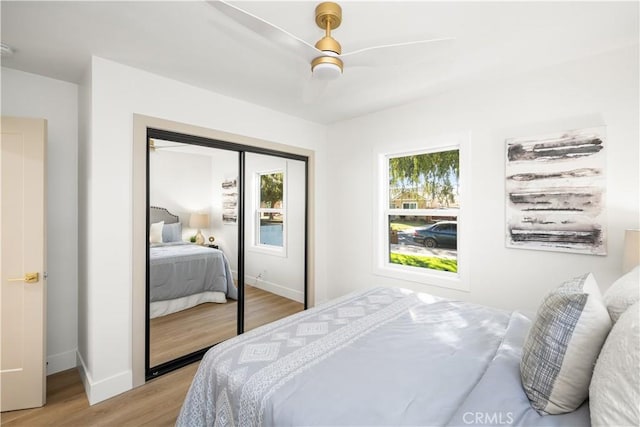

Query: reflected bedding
149 242 237 305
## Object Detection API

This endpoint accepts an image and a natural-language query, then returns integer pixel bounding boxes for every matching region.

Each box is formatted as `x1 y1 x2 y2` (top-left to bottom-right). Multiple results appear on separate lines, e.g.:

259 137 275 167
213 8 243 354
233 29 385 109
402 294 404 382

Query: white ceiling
2 1 638 124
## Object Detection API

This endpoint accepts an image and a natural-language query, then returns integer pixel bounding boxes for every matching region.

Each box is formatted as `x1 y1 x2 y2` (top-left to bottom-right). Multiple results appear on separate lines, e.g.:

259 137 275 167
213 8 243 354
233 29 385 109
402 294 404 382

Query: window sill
247 244 287 258
373 263 469 292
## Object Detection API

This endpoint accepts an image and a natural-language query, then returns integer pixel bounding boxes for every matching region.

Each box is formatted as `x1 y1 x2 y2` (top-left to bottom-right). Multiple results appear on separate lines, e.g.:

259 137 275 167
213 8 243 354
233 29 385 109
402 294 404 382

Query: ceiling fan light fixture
311 55 343 80
314 36 341 55
310 1 343 80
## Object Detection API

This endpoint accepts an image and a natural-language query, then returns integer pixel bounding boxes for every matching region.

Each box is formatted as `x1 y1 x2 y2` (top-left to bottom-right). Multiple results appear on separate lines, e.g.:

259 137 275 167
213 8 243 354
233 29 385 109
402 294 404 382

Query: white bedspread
177 287 590 426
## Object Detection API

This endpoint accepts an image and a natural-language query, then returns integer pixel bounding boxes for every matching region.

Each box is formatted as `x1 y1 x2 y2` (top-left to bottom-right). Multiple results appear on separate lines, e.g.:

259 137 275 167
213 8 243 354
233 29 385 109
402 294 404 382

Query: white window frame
372 133 470 292
251 168 287 256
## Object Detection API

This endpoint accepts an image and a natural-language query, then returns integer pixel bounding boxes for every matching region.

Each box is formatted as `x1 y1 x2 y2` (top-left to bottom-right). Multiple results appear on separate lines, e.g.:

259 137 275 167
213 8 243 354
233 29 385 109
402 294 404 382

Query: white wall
1 67 79 375
80 56 328 403
77 63 91 387
326 45 640 312
150 149 213 240
245 154 306 303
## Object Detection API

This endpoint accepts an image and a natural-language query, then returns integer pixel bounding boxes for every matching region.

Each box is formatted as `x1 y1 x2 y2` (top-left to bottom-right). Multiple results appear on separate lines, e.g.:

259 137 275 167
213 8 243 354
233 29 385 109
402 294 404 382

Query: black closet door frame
145 127 309 380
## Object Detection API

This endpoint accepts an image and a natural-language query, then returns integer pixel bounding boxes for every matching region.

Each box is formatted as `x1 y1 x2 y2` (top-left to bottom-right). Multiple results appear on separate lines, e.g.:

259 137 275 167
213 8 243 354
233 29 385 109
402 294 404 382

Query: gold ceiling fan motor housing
311 2 344 74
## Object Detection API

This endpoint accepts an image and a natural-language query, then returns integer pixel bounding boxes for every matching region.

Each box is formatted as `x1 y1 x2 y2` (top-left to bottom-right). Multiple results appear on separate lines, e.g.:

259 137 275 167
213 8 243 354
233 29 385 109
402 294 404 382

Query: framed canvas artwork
222 178 238 224
505 127 606 255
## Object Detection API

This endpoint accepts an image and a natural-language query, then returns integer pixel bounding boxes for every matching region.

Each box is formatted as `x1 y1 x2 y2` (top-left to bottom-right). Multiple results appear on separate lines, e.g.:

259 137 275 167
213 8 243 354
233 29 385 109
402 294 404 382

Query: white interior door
1 117 47 412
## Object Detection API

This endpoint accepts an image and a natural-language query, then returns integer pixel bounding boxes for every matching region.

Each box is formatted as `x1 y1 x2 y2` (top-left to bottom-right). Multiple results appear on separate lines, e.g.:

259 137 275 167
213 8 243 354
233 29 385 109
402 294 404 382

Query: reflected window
257 171 284 248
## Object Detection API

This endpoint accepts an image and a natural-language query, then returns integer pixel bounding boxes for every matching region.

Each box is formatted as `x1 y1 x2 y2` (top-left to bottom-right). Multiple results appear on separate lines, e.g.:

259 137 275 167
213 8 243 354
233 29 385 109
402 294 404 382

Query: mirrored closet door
243 153 305 331
147 139 239 369
145 129 308 379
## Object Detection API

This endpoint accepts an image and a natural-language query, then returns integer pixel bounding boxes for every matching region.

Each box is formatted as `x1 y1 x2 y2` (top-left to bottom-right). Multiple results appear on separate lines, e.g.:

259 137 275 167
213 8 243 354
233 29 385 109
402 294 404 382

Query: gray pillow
520 273 612 415
162 222 182 243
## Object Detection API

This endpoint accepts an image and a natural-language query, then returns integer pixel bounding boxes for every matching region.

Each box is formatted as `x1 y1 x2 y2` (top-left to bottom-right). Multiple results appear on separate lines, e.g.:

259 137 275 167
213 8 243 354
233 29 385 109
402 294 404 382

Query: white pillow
589 302 640 427
603 265 639 323
520 273 612 415
149 221 164 244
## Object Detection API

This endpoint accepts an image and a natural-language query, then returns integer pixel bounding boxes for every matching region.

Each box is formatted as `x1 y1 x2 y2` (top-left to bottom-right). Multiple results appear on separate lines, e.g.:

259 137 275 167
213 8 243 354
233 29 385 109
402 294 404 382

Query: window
256 171 284 248
387 148 459 273
375 139 467 291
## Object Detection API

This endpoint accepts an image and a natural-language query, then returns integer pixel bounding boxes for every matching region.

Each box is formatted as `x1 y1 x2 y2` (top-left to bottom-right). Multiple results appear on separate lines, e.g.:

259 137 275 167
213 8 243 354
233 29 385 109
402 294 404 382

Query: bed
176 286 593 426
178 267 640 427
149 206 237 318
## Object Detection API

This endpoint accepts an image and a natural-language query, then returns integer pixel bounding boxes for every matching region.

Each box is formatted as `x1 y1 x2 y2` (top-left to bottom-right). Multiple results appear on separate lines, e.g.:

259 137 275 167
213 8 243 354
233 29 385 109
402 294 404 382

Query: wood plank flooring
2 286 303 426
150 285 303 366
1 363 199 427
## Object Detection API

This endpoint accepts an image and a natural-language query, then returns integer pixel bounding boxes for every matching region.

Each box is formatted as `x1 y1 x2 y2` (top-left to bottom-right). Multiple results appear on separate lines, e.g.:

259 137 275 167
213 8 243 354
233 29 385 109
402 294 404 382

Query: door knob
7 272 39 283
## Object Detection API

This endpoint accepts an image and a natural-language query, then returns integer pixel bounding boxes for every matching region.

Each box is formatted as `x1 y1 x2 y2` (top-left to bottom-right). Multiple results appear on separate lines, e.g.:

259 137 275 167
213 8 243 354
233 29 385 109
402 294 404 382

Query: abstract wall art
505 127 606 255
221 178 238 224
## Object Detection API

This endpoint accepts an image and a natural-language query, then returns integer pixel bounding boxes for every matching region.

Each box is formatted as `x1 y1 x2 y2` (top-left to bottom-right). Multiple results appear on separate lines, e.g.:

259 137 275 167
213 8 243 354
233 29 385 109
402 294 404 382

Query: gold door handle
7 272 39 283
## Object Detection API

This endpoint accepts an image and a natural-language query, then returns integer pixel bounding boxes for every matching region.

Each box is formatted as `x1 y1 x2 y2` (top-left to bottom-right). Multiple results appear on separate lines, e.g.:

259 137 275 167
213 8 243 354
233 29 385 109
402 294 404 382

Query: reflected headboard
150 206 179 224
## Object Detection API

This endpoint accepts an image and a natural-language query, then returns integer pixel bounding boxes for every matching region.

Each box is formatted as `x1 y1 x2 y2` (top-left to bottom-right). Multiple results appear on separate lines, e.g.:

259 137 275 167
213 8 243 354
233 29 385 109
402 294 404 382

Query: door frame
132 115 315 387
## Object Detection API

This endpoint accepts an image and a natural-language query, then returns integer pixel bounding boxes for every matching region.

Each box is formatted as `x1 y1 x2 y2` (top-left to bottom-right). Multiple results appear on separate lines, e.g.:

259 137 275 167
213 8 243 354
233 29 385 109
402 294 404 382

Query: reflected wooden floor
150 285 303 366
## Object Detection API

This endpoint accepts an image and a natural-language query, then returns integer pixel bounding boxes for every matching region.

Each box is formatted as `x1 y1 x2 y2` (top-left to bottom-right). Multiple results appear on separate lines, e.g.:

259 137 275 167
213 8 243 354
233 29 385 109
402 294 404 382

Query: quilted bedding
177 287 589 426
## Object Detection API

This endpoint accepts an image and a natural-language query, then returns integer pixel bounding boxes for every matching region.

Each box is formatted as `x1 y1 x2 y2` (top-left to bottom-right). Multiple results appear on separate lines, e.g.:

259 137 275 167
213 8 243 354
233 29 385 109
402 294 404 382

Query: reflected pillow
520 273 611 415
162 222 182 243
149 221 164 244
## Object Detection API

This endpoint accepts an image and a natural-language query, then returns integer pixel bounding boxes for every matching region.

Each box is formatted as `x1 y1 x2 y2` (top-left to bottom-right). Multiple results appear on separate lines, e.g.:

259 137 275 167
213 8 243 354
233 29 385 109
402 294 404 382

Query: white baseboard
231 269 303 303
76 351 132 405
47 349 77 375
246 275 304 303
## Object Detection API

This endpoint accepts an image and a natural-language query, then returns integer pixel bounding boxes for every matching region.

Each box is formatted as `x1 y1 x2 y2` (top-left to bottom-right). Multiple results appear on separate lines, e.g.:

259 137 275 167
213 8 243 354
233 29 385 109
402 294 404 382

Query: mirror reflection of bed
148 206 233 367
148 140 305 369
149 275 302 367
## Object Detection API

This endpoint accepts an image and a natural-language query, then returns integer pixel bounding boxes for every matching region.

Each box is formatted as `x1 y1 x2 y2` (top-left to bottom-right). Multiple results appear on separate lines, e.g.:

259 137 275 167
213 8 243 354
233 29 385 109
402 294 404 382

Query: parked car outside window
412 221 457 248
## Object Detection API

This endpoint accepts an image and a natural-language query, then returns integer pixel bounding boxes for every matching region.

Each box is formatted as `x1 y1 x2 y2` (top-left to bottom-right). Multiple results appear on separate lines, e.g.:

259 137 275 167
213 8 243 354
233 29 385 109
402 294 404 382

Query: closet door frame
144 127 309 380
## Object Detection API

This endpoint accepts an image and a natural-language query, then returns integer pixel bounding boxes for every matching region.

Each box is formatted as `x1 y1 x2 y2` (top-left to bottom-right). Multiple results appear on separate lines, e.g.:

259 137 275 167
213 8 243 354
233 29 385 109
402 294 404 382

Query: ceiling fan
207 1 454 83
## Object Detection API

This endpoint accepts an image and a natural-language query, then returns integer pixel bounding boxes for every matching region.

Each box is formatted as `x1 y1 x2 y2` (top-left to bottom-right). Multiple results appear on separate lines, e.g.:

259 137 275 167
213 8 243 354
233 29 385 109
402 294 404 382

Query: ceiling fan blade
302 74 330 104
207 1 321 63
341 37 456 68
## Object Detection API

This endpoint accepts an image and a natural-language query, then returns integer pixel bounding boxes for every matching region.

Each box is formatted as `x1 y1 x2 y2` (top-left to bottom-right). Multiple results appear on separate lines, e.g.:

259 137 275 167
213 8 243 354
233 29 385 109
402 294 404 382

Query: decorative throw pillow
149 221 164 244
520 273 612 415
162 222 182 243
589 302 640 427
603 265 639 323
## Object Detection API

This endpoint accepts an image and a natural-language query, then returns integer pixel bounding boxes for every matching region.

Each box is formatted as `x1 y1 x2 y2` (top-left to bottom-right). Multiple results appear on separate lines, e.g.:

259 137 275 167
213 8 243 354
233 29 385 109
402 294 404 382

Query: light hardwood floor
150 285 303 366
1 363 199 426
1 286 304 426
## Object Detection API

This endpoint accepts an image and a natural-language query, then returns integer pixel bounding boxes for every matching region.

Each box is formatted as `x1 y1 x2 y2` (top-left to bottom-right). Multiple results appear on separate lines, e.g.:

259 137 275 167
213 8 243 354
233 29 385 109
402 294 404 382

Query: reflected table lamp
189 213 210 245
623 229 640 273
